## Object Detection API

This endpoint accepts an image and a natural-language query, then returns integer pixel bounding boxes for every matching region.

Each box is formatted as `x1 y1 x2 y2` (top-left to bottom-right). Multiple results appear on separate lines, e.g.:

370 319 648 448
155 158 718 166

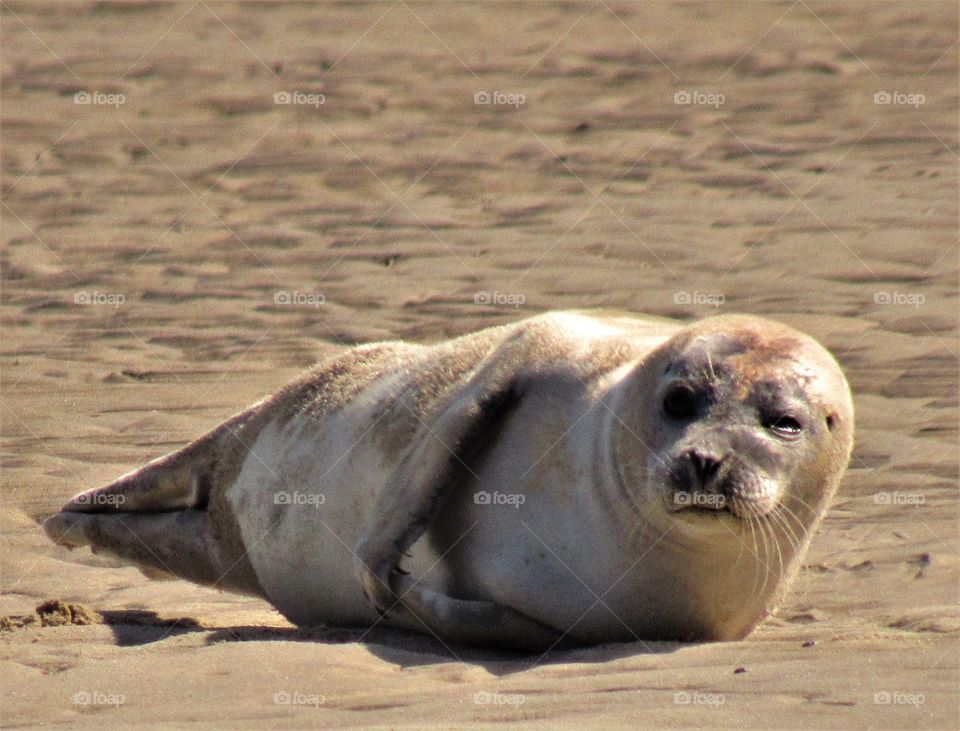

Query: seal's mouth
665 490 774 520
676 504 731 517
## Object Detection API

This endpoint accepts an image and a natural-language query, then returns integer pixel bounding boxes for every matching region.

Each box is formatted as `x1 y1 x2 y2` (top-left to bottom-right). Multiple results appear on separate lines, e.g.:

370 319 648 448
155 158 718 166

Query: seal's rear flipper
54 410 253 516
42 409 256 588
43 509 219 586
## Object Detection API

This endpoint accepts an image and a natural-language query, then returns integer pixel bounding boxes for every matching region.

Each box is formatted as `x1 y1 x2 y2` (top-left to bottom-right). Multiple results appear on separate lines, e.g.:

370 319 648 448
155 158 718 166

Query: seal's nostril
687 450 723 486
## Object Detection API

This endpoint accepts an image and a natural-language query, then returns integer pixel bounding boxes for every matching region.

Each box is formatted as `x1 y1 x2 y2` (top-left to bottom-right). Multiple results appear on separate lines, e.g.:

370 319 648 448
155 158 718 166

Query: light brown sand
1 1 957 728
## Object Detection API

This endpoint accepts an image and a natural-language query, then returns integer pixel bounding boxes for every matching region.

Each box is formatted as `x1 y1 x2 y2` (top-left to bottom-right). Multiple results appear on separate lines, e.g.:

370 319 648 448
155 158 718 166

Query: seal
43 310 854 650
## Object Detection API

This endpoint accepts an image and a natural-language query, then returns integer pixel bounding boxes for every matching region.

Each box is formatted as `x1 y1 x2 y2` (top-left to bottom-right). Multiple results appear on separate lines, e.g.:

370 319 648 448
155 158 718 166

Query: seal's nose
686 450 724 489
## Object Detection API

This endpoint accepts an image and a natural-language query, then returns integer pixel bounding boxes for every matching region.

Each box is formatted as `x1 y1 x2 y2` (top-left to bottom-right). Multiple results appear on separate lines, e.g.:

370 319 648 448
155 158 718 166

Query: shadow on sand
98 609 681 673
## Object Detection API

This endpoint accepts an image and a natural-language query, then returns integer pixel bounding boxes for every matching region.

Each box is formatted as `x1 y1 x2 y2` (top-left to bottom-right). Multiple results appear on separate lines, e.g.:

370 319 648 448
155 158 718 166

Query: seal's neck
590 361 660 542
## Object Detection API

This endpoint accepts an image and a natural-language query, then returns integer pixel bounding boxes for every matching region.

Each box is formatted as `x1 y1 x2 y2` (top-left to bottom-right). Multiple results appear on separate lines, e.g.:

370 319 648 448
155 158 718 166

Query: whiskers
737 497 810 609
627 471 815 613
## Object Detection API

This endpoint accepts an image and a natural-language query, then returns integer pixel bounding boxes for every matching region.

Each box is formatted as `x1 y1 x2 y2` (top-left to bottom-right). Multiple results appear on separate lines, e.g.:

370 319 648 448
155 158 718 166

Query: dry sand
1 1 958 728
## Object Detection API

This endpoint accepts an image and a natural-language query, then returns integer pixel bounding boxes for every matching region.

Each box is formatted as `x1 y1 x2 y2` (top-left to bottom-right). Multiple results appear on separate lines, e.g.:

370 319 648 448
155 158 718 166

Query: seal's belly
225 408 449 627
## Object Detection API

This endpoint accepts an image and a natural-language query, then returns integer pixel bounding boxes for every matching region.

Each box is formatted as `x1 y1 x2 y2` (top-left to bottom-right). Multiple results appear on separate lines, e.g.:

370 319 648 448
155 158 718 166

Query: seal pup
44 311 854 650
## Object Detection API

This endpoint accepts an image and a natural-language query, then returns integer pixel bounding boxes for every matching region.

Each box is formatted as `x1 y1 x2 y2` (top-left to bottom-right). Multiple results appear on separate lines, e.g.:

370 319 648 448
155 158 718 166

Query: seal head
611 315 854 638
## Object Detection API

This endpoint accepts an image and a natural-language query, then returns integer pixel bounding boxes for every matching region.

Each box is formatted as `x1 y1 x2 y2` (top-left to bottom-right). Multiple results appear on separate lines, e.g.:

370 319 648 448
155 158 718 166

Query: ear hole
825 413 836 431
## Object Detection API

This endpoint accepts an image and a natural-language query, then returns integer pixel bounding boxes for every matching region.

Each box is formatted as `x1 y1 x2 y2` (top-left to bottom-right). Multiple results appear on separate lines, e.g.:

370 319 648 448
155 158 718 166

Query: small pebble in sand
734 667 747 674
802 640 817 648
910 552 932 578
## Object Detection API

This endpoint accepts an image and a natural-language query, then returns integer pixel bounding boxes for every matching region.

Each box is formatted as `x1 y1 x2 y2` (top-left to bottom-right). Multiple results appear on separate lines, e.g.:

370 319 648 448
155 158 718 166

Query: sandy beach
1 1 958 728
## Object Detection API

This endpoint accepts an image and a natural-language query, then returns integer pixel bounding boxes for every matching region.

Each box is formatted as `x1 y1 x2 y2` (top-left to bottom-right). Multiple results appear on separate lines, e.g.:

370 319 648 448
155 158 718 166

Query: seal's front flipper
354 332 571 650
355 348 525 620
393 574 573 652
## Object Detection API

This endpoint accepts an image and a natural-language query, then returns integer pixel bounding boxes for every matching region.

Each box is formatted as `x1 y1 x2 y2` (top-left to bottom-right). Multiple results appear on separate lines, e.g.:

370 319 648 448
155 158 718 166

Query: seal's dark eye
765 414 803 439
662 386 698 420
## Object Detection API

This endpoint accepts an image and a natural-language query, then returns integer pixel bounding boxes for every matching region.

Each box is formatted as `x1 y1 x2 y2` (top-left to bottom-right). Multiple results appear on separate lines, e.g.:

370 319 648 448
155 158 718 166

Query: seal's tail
42 409 256 589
